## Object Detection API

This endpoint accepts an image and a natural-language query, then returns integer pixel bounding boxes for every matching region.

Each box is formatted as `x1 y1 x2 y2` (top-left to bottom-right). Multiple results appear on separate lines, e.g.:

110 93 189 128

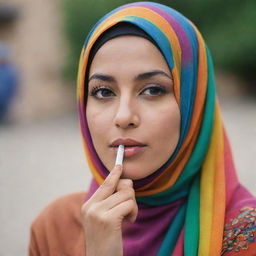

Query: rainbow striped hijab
77 2 240 255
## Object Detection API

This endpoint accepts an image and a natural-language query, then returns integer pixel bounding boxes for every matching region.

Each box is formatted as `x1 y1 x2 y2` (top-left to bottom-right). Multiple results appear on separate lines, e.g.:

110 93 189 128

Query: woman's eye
90 87 115 99
141 85 166 96
89 85 168 99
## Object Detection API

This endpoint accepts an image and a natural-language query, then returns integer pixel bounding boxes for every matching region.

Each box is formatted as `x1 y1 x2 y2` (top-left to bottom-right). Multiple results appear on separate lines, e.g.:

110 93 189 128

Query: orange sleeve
28 192 87 256
28 224 41 256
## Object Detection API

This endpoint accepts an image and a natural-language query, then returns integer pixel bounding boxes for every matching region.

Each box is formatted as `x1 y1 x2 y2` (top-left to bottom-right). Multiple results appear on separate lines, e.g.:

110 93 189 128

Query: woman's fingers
108 199 138 223
103 179 137 223
81 166 138 226
116 179 133 191
87 165 123 203
99 186 135 211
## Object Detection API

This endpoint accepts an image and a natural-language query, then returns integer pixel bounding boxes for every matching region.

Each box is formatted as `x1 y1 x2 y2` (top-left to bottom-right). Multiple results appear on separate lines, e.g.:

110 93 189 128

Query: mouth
111 145 147 158
110 138 147 158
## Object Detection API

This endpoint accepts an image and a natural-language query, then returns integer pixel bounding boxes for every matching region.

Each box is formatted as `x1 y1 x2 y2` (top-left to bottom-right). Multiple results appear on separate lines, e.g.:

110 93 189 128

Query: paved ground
0 98 256 255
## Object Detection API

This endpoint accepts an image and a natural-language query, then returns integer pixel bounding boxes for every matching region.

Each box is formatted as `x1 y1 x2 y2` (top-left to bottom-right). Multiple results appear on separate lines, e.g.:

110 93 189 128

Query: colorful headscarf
77 2 240 255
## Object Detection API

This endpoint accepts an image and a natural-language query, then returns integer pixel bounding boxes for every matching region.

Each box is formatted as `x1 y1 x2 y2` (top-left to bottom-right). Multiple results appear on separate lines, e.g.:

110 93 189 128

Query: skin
81 35 181 255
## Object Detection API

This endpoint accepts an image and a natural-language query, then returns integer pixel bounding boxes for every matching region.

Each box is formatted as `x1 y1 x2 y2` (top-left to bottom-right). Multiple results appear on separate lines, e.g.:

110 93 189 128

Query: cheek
86 104 112 143
145 102 180 146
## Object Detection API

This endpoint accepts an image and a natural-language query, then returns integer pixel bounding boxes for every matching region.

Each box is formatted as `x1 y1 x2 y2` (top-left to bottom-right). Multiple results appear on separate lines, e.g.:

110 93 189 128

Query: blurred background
0 0 255 254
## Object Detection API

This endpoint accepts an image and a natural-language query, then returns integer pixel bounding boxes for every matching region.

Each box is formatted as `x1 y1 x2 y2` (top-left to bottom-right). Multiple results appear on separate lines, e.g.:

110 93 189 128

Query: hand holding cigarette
81 144 138 256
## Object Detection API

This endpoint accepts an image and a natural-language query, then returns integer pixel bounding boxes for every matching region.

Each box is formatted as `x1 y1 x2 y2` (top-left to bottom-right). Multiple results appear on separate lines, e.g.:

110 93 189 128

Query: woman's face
86 35 180 180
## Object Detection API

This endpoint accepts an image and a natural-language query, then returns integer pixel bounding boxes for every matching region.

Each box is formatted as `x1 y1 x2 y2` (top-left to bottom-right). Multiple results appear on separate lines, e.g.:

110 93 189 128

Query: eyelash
89 85 168 99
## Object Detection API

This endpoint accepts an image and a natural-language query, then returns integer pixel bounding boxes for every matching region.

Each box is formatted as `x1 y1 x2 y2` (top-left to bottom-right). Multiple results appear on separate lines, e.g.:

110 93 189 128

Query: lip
110 138 147 158
112 145 146 157
110 138 146 147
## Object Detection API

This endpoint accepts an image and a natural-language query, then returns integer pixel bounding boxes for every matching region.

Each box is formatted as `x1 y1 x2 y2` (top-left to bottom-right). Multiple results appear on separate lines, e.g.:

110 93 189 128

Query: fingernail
115 165 122 171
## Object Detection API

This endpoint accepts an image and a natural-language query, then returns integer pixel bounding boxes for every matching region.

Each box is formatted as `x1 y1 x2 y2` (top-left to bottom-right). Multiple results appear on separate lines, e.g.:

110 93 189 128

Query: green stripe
184 175 200 255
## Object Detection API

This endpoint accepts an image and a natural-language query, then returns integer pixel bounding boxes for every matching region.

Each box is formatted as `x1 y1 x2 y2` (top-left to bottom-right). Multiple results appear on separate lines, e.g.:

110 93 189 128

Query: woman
29 2 256 255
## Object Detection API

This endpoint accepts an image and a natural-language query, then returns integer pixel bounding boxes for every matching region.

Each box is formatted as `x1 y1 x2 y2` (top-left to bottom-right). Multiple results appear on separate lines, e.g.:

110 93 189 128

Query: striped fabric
77 2 240 255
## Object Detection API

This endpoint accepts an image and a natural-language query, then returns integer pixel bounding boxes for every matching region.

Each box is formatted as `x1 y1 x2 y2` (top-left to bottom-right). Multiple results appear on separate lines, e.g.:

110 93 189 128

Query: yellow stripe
76 48 85 99
198 103 217 255
209 103 226 254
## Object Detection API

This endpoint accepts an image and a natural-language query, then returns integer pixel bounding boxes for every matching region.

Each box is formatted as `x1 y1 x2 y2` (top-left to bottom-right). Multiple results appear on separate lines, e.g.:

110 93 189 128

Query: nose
114 97 140 129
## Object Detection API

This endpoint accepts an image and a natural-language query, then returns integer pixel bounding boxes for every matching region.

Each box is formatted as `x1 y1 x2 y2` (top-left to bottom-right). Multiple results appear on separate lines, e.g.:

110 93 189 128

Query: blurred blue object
0 44 19 122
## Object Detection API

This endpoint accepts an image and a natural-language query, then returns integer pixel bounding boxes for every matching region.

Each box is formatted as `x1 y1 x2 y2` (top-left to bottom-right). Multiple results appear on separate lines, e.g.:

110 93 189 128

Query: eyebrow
135 70 172 81
88 73 115 83
88 70 173 83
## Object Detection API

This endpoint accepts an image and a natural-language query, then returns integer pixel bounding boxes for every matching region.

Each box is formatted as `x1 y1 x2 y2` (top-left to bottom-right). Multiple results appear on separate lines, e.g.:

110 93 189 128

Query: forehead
89 35 171 76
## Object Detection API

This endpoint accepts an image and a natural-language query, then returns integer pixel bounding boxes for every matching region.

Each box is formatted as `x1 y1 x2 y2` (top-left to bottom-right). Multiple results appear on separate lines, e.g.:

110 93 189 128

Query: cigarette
115 145 124 165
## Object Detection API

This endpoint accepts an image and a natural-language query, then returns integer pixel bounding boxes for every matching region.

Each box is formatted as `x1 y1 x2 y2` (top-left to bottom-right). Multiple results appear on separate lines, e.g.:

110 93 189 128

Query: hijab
77 2 241 255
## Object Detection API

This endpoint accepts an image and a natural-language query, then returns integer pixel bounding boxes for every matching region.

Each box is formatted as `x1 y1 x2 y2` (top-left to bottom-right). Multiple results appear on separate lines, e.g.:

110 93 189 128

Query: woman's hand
81 165 138 256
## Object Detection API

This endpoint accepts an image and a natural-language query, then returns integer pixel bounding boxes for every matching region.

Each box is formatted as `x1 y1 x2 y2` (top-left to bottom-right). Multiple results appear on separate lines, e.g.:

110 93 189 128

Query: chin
122 172 144 180
121 163 154 180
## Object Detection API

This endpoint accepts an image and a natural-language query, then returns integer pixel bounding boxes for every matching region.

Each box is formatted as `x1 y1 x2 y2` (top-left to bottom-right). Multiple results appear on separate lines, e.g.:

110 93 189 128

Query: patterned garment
222 206 256 254
77 1 256 255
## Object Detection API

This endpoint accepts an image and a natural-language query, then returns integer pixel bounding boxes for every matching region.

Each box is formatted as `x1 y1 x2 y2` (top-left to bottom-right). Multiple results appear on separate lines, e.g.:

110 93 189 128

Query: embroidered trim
222 206 256 254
